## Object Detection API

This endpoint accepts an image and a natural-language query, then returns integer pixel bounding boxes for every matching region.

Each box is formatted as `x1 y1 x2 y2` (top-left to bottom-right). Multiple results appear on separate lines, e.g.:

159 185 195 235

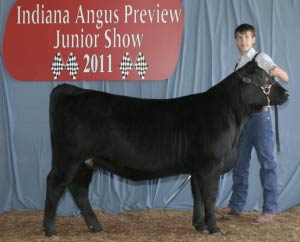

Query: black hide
43 60 289 236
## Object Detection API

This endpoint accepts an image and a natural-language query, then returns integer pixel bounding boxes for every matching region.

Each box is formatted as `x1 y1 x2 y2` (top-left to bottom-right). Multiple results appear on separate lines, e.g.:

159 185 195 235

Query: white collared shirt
235 48 276 75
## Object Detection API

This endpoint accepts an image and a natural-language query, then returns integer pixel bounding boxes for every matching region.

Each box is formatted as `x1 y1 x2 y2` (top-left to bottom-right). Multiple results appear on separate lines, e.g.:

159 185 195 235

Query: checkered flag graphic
119 52 148 79
50 53 64 80
134 52 148 79
50 52 79 80
66 53 79 80
119 52 133 79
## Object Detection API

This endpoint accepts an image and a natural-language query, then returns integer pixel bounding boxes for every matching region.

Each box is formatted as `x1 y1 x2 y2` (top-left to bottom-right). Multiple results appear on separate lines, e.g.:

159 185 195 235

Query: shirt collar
235 48 258 70
243 48 257 60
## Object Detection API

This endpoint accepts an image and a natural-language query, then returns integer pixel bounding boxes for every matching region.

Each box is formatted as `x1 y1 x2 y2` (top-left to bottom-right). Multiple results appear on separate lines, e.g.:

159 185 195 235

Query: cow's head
236 60 289 112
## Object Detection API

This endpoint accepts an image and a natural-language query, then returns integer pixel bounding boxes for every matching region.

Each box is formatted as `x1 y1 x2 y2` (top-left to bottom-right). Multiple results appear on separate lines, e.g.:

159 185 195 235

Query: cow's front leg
191 174 206 232
200 172 221 235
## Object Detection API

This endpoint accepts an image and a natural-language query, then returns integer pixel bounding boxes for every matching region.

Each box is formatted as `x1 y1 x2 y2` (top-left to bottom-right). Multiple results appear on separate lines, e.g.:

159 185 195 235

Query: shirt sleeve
256 53 277 75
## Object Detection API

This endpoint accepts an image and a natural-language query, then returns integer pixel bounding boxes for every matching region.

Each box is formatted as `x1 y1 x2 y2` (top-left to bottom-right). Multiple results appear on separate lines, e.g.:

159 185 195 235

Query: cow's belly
90 155 187 181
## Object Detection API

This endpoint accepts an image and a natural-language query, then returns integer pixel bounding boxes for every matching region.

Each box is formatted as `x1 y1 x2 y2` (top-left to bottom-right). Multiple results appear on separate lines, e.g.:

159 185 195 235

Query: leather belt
257 106 269 112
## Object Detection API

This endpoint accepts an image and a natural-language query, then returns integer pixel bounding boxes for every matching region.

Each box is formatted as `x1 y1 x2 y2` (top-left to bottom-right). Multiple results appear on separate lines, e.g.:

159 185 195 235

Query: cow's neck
207 74 253 137
210 74 250 119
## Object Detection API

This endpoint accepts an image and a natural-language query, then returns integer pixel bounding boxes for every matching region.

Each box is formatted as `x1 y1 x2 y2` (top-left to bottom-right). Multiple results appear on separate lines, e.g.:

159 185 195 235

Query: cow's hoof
88 225 103 233
45 229 57 237
209 228 224 236
43 224 57 237
211 231 222 236
208 227 223 236
194 223 207 233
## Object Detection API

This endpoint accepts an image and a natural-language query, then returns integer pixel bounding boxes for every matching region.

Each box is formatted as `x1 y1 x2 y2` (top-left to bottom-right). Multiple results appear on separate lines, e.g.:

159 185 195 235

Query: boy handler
221 23 289 223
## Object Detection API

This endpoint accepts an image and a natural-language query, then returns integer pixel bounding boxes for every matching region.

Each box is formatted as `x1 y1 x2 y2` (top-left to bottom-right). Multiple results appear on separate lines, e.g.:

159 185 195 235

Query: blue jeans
229 111 278 214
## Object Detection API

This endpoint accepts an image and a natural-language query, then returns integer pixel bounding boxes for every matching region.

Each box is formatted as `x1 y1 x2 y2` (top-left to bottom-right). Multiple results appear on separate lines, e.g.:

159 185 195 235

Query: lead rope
274 105 280 153
262 85 280 152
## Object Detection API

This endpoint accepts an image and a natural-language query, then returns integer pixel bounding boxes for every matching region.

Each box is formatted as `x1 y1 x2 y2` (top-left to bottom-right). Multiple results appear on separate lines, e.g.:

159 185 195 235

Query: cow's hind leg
43 159 81 237
191 174 206 232
68 163 102 233
43 169 69 237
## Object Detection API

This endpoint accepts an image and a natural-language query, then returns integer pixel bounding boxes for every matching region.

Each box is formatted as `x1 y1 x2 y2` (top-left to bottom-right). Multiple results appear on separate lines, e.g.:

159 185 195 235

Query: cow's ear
236 71 252 83
252 60 259 68
249 60 258 69
242 77 252 84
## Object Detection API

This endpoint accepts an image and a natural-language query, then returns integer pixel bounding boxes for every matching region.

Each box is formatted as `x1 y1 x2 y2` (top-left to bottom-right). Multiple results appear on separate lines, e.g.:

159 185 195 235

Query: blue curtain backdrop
1 0 300 215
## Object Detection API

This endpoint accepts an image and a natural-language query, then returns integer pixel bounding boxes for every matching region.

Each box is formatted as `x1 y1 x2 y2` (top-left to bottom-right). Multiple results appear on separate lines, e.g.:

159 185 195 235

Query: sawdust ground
1 207 300 242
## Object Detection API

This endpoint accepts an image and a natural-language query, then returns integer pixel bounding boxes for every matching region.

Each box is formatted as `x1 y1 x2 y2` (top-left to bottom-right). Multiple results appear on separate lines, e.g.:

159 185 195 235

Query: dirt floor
1 207 300 242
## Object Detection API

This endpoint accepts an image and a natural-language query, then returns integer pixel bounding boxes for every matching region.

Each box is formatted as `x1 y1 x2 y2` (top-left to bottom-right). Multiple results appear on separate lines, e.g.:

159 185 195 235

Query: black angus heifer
44 60 289 237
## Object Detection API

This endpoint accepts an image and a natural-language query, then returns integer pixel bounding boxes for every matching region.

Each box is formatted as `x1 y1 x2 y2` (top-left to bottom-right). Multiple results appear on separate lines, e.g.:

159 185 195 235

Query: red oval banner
3 0 184 81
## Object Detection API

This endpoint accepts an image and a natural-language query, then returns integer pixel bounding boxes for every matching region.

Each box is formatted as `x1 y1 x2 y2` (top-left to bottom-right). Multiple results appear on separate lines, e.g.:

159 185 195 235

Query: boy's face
235 31 256 55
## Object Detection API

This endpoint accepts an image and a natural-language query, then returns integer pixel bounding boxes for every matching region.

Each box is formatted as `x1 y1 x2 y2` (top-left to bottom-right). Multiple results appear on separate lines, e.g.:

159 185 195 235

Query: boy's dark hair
235 23 256 38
